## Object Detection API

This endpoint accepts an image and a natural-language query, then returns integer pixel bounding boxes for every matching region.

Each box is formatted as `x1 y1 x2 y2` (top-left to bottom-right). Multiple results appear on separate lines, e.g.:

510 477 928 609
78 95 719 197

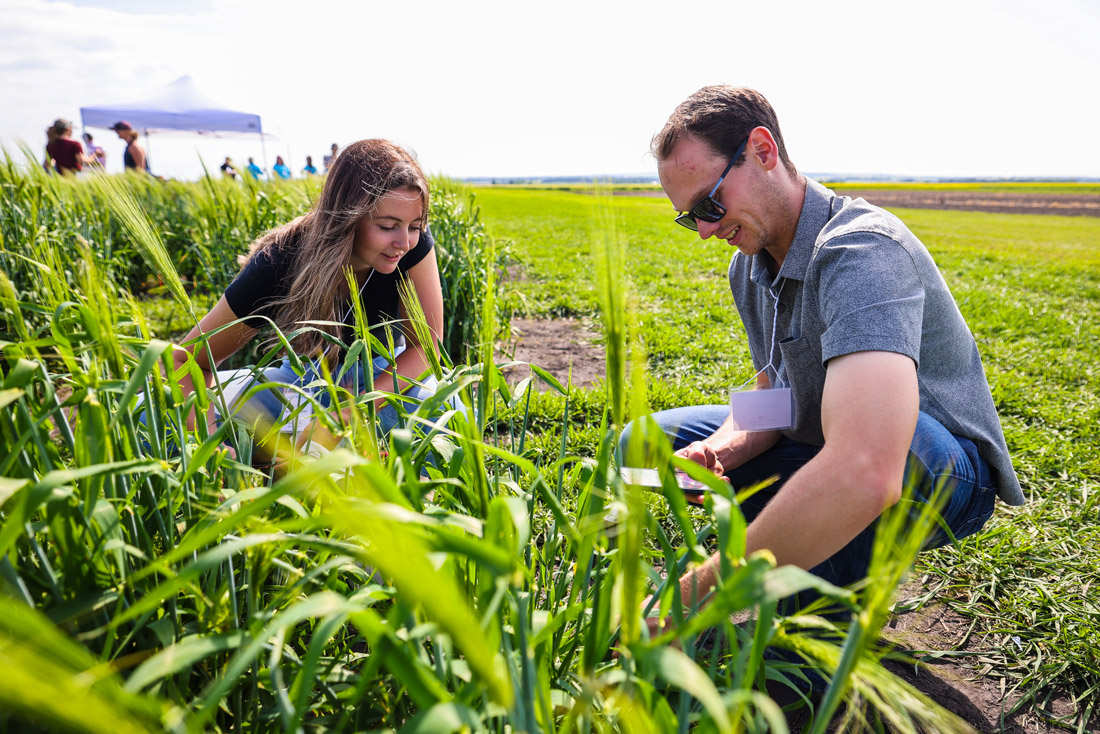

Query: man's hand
642 595 680 647
675 441 726 477
644 613 676 644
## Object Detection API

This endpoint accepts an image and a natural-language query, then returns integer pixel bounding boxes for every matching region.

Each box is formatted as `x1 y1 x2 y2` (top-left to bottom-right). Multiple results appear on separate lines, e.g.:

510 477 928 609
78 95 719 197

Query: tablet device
620 467 707 496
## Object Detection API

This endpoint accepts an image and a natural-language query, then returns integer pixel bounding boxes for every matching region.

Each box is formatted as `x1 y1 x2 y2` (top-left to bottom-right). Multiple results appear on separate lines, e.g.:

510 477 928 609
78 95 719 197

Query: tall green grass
0 165 970 733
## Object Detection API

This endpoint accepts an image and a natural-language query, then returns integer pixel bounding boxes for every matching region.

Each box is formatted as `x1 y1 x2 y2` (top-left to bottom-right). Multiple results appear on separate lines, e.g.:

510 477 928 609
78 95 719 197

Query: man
220 157 238 179
246 157 264 179
628 86 1024 621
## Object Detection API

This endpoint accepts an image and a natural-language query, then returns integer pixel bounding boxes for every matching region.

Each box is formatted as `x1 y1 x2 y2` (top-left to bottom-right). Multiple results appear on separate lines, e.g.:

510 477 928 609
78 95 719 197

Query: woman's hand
174 296 257 432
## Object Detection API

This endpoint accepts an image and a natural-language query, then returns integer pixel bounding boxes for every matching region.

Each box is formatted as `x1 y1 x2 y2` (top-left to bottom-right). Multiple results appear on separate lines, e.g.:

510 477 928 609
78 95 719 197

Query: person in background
302 155 318 176
82 132 106 168
272 155 291 180
172 139 445 454
110 121 149 173
323 143 339 173
220 157 238 179
43 119 85 175
246 157 264 179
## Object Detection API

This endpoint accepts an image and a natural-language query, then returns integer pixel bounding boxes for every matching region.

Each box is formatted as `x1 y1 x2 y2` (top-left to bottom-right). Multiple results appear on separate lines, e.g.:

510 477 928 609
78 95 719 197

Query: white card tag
729 387 792 431
619 467 660 486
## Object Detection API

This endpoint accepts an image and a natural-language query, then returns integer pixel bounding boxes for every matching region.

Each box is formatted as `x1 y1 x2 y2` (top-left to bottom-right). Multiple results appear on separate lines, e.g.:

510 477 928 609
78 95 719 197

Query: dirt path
830 189 1100 218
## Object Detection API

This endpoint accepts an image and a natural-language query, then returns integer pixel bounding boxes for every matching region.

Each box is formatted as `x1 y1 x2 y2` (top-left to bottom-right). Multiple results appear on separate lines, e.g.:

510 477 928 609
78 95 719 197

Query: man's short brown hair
652 86 797 175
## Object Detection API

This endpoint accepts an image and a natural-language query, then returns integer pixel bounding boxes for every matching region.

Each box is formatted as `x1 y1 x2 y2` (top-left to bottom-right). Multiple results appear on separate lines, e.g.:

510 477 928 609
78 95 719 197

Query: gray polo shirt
728 179 1024 505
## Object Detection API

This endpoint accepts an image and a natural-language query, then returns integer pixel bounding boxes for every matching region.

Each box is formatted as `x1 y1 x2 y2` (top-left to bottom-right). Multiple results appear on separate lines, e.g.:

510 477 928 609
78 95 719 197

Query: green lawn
477 185 1100 719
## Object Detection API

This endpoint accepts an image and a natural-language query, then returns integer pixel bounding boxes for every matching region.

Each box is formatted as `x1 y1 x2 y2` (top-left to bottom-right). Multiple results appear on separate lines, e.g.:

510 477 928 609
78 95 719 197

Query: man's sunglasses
674 136 749 231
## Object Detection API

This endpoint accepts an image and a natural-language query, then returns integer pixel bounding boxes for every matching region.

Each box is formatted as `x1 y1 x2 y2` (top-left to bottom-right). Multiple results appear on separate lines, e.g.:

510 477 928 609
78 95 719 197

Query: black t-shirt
224 227 434 342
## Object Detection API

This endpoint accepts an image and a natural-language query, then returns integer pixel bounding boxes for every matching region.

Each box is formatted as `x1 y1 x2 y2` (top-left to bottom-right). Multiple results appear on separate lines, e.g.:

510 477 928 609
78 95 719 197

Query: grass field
1 163 1096 733
475 185 1100 724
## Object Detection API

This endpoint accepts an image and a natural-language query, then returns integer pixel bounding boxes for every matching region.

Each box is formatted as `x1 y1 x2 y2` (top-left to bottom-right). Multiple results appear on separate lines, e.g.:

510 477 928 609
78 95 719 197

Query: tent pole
144 129 151 170
260 131 270 179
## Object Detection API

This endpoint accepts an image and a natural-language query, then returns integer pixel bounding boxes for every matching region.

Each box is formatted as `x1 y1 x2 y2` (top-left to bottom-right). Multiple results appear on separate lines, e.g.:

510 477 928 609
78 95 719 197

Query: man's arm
675 350 919 609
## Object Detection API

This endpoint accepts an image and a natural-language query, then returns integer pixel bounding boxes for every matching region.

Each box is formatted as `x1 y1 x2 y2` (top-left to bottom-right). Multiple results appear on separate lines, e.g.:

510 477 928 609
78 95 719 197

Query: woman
174 139 444 455
110 121 149 172
272 155 291 180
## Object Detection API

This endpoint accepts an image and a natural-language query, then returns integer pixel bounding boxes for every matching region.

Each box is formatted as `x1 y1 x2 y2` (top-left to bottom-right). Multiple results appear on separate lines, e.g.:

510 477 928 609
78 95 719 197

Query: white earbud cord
343 268 374 326
737 278 785 390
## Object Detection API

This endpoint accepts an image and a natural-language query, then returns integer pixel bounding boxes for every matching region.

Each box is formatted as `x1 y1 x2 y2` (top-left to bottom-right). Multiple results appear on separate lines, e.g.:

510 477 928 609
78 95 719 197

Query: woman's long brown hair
239 139 429 361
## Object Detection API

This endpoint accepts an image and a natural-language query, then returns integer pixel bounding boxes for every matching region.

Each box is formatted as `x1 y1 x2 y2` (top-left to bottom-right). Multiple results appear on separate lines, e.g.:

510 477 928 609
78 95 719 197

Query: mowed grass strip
477 185 1100 719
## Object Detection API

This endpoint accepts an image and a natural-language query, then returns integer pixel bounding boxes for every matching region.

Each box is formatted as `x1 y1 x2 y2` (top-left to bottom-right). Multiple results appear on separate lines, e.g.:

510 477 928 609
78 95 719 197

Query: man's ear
747 126 781 172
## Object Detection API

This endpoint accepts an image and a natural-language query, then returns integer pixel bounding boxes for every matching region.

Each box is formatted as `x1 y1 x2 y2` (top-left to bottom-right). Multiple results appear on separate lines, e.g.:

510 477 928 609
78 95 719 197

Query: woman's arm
173 295 258 435
378 249 444 397
296 252 443 454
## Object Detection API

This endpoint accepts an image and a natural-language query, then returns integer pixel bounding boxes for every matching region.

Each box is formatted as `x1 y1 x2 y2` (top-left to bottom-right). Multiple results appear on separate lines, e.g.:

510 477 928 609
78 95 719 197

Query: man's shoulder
817 192 912 246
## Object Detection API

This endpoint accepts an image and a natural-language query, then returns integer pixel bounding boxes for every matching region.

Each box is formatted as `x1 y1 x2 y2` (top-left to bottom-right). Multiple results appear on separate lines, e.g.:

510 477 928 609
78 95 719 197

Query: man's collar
749 179 832 288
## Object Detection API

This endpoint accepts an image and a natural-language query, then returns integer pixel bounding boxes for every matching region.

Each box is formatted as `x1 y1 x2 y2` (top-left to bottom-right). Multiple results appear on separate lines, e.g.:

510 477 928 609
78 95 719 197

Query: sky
3 0 1099 182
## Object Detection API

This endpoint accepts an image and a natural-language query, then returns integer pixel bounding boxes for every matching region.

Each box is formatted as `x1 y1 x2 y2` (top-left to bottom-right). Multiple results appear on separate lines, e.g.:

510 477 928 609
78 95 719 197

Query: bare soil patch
499 317 605 390
832 189 1100 218
616 188 1100 217
884 581 1094 733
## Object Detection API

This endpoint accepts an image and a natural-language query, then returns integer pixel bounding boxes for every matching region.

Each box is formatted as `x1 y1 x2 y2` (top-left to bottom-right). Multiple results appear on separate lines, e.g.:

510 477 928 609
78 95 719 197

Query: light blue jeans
224 353 438 437
619 408 997 612
139 352 439 459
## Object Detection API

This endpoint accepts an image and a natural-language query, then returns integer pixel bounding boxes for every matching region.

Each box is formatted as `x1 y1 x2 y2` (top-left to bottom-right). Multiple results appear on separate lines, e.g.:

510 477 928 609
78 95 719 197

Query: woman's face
350 187 425 275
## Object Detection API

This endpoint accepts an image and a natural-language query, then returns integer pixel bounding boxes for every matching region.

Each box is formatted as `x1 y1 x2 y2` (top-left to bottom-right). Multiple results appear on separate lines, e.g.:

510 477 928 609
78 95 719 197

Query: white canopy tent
80 75 274 174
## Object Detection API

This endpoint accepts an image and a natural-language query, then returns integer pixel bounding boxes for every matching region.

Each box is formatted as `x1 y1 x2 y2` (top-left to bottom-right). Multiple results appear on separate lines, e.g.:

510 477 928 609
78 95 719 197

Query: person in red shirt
44 119 85 175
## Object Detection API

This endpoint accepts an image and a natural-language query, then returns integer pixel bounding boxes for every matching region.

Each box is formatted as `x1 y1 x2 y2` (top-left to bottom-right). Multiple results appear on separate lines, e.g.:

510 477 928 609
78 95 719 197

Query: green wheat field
1 154 1096 733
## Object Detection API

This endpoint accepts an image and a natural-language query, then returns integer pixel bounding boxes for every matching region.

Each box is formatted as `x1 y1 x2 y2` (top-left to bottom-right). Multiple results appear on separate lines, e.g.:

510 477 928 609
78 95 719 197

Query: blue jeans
223 354 438 437
620 407 997 611
140 353 438 457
